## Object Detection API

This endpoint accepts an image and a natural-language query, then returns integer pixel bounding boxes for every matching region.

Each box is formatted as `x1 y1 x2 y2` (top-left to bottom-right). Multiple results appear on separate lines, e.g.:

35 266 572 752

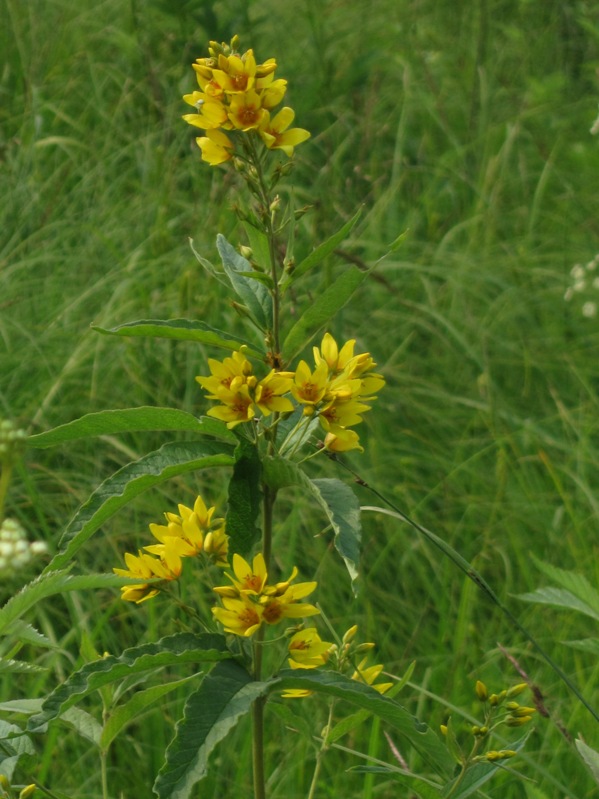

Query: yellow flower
212 50 257 94
218 552 268 596
313 333 356 375
195 130 234 166
281 688 314 699
228 89 267 131
149 495 224 555
259 107 311 157
113 550 179 604
196 349 254 396
254 370 295 415
203 525 229 567
319 397 371 431
212 595 263 636
182 98 229 131
291 360 329 409
206 384 256 428
323 429 364 453
288 628 332 669
260 581 320 625
351 657 393 694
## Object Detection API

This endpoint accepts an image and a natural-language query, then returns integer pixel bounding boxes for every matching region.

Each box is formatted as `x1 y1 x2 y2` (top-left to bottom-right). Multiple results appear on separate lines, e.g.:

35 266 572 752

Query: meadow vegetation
1 0 598 796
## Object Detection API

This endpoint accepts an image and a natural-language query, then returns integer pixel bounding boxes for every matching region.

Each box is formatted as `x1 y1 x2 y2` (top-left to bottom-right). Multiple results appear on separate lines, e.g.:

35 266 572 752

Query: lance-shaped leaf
27 409 236 449
310 478 361 588
28 633 230 732
226 439 262 557
101 674 198 751
281 207 362 288
282 265 369 362
263 458 361 589
46 440 235 571
0 571 139 638
154 659 267 799
217 234 272 331
92 318 264 359
272 669 454 778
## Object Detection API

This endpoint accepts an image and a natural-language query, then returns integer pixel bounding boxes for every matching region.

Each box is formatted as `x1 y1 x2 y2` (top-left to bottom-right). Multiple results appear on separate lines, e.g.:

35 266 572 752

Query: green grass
1 0 599 797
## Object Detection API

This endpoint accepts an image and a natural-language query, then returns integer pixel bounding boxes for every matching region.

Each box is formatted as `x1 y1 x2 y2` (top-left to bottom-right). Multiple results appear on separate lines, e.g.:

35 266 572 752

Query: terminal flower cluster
182 36 310 165
113 495 229 603
564 254 599 319
212 553 319 636
195 333 385 452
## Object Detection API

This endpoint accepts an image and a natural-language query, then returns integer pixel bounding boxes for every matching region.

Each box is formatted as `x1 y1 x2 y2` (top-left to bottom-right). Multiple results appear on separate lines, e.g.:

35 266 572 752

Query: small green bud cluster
0 518 47 576
0 419 27 465
474 680 535 732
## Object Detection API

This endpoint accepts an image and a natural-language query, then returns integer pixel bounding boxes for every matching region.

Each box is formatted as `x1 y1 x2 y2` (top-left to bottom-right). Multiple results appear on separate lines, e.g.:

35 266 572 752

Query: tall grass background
1 0 598 796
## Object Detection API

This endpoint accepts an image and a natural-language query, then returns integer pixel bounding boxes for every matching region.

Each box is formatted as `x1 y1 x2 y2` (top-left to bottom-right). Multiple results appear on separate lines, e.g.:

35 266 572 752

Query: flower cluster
196 348 294 427
0 419 27 464
282 624 392 699
564 254 599 318
183 36 310 165
195 333 384 452
0 517 47 578
212 553 319 636
113 495 228 603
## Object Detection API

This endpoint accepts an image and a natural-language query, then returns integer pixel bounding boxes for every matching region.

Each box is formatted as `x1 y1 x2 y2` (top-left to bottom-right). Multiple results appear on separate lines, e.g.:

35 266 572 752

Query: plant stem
0 462 12 522
307 700 336 799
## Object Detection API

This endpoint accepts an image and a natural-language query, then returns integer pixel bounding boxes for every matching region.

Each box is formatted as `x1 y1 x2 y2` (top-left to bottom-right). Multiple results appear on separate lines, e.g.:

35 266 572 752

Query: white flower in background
0 518 47 575
565 254 599 319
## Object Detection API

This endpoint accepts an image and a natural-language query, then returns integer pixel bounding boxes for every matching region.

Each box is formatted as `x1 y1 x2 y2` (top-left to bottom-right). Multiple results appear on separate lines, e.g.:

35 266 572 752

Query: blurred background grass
1 0 599 796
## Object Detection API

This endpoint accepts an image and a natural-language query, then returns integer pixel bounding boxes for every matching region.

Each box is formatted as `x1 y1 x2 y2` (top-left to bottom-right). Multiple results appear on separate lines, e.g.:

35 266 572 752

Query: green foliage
1 0 598 796
48 440 235 570
94 319 265 358
154 660 259 799
28 633 230 732
226 438 263 556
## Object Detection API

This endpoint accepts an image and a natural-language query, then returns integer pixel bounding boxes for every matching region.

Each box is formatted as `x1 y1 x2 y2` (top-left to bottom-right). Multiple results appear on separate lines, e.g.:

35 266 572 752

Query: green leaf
46 439 235 571
101 674 197 751
217 234 272 331
0 720 34 777
576 738 599 785
273 669 454 777
154 660 265 799
189 239 228 286
564 638 599 655
226 439 262 557
2 621 52 648
281 208 362 288
28 633 231 732
92 318 264 359
282 265 369 361
262 458 361 588
0 571 139 638
27 409 236 449
531 556 599 616
516 587 599 622
242 222 271 271
0 659 46 675
310 478 361 589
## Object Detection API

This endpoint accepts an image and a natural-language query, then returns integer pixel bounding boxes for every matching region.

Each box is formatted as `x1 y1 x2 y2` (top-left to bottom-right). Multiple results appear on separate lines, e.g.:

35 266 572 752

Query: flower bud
341 624 358 644
506 683 528 698
19 786 37 799
506 715 532 726
475 680 488 701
